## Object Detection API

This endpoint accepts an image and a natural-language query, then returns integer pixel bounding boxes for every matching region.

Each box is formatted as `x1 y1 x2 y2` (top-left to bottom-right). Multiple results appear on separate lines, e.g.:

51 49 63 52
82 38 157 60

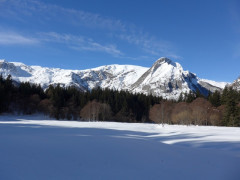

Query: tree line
0 75 239 126
0 75 161 123
150 89 240 126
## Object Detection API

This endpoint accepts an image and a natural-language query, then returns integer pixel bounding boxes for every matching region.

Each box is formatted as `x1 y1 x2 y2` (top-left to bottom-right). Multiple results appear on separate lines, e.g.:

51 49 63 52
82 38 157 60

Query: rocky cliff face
0 58 227 99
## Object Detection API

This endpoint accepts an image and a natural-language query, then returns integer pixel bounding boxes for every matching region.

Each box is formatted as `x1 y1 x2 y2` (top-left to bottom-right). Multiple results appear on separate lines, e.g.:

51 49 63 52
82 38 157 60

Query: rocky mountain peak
150 57 183 75
153 57 175 66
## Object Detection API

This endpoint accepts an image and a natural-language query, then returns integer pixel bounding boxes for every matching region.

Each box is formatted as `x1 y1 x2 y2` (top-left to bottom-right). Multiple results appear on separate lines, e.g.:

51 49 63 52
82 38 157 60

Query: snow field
0 115 239 180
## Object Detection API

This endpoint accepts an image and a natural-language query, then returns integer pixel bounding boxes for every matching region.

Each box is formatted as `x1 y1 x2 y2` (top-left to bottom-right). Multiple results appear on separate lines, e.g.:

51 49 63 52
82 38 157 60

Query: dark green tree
208 91 221 107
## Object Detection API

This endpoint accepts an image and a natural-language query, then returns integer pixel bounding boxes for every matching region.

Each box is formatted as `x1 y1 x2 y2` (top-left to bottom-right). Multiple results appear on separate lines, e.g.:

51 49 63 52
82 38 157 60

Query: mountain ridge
0 57 229 99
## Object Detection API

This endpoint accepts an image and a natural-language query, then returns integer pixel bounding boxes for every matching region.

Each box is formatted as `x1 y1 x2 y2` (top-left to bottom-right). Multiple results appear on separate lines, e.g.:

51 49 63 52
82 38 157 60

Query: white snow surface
0 114 240 180
80 64 148 90
200 79 229 89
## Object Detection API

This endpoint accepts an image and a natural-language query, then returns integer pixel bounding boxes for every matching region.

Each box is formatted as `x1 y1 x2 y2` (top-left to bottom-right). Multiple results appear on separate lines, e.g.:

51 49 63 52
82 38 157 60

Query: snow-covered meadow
0 115 240 180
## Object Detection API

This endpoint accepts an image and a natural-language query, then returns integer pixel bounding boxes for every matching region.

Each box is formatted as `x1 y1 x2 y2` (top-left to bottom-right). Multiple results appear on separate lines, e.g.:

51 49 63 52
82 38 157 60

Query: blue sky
0 0 239 82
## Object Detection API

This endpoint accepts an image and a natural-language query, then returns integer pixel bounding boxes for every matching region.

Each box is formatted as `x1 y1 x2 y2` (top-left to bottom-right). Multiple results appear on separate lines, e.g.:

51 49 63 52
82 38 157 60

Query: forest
0 75 239 127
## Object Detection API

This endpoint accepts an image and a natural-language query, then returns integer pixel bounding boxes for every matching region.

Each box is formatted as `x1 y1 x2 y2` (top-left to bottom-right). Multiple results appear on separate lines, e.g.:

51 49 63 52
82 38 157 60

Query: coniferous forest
0 75 239 126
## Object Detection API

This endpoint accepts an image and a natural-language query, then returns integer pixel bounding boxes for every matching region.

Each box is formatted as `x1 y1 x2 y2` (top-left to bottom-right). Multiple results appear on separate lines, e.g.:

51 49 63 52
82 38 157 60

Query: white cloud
78 43 122 56
118 33 181 59
0 0 180 59
0 0 126 31
0 31 38 45
40 32 122 56
0 30 122 56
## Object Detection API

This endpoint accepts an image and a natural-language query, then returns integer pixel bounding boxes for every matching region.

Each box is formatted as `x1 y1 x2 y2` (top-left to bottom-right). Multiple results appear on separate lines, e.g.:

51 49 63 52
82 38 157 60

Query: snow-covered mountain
130 58 227 99
229 77 240 91
0 58 227 99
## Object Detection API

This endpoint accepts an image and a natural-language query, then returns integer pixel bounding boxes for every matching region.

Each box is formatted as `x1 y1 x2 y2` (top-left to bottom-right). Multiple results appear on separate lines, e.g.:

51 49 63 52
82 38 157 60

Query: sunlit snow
0 115 239 180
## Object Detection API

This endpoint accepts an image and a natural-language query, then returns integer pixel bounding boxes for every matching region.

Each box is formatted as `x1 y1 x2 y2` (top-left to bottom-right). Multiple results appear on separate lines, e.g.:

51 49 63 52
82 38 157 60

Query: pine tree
185 91 196 103
195 89 203 98
221 87 229 105
223 87 240 126
178 93 183 102
208 91 221 107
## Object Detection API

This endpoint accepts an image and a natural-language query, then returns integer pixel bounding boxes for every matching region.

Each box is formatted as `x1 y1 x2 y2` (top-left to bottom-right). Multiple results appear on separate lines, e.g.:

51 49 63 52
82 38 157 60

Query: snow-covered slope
78 64 147 90
200 79 229 89
0 115 240 180
0 58 227 99
0 59 147 91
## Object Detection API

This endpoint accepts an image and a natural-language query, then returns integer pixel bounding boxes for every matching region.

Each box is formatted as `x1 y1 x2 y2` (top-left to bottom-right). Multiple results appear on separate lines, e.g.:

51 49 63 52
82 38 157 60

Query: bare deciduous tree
171 102 192 125
80 100 112 121
149 101 174 125
190 98 212 125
